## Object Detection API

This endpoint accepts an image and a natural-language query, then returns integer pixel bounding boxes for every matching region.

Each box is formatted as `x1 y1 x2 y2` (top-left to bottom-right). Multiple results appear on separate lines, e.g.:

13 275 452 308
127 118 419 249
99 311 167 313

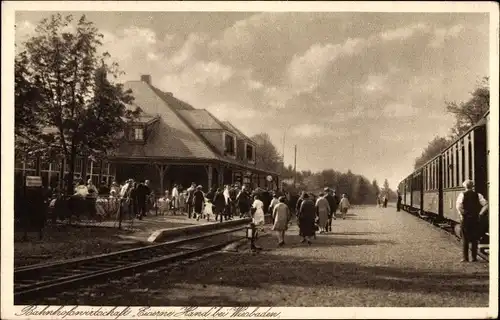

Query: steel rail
14 225 247 302
403 209 489 262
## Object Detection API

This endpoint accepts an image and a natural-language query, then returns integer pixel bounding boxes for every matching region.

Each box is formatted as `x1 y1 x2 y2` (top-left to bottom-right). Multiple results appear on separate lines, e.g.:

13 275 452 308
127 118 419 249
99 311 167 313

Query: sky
14 10 490 189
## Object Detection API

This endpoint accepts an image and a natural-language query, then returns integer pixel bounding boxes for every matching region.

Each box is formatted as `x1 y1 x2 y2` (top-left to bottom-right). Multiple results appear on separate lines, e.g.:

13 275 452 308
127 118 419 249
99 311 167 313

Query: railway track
405 208 489 262
14 224 247 302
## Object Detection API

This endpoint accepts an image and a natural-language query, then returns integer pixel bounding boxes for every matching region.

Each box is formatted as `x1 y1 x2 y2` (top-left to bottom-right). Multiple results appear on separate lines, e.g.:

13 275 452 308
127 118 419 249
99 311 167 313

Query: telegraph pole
293 145 297 187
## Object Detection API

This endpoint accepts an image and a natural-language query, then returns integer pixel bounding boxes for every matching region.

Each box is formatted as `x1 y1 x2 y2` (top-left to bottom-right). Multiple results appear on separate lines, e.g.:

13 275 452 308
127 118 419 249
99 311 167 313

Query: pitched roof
221 121 254 144
177 110 224 130
113 81 218 160
112 80 279 175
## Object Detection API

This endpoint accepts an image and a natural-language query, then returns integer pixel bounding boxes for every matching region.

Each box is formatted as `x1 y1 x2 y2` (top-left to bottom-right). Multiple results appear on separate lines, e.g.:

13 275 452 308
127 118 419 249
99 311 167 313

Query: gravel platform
26 206 489 307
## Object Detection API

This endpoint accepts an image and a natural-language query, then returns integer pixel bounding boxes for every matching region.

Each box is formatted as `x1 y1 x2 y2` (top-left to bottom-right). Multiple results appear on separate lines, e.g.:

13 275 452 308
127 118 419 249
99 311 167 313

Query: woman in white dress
252 195 265 227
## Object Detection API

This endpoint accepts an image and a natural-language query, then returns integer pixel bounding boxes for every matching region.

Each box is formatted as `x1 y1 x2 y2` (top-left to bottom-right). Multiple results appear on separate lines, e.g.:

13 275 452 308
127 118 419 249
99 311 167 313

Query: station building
14 75 280 193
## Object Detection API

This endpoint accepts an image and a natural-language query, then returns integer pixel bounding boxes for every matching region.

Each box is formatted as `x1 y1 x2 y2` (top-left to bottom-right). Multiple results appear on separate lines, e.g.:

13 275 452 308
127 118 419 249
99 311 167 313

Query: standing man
456 179 488 262
186 182 196 219
324 188 337 232
396 191 402 212
135 181 149 219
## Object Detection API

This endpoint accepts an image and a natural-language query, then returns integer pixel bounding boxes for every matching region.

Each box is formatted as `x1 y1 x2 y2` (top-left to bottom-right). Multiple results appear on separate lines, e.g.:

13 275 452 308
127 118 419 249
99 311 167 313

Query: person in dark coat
324 188 337 232
186 182 196 219
396 191 402 212
298 193 316 245
99 180 110 196
456 179 489 262
128 182 140 220
206 188 215 204
236 187 251 218
229 185 238 218
135 181 151 218
213 188 226 222
192 185 205 219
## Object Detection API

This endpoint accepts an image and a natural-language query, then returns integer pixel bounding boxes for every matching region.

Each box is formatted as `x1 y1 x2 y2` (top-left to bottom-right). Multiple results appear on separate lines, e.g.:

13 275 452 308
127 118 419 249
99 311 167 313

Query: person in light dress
272 196 291 246
339 194 350 219
203 198 214 221
158 190 171 216
315 193 331 233
171 185 180 215
252 195 265 227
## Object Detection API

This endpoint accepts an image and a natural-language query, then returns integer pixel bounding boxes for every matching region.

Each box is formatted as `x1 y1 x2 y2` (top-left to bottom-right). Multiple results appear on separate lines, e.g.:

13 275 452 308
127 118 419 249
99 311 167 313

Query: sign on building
25 176 42 187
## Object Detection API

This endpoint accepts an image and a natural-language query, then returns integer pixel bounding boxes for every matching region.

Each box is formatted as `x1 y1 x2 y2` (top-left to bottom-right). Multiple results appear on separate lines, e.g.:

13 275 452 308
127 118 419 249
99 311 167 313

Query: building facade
14 75 280 193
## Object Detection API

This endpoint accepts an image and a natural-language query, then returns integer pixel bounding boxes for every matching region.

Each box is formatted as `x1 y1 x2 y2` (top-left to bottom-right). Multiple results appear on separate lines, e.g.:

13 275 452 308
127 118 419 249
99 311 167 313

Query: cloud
383 103 419 118
287 37 368 94
379 23 431 41
292 124 339 138
429 24 465 47
207 102 261 121
14 12 489 193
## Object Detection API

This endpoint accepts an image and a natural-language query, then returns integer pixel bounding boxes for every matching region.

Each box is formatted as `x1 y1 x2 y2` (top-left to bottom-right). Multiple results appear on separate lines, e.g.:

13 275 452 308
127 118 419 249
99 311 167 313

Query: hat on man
463 179 474 189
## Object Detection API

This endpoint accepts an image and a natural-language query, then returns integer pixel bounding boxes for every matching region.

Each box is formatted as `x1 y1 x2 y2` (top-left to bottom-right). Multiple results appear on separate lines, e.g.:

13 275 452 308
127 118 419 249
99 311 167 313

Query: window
224 134 235 155
455 145 460 187
443 151 449 188
246 144 254 161
461 144 465 185
449 151 454 188
75 158 83 174
134 128 144 140
468 138 473 180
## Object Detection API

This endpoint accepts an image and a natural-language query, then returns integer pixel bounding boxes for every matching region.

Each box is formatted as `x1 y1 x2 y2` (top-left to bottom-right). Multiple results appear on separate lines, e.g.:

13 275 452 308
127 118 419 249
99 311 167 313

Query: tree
356 177 371 204
15 14 140 194
414 136 449 169
446 77 490 137
383 179 390 193
251 133 282 172
372 179 380 197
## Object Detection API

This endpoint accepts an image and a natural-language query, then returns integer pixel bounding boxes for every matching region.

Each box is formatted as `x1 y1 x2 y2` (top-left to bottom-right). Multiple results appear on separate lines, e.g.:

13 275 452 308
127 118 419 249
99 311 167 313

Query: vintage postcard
1 1 498 319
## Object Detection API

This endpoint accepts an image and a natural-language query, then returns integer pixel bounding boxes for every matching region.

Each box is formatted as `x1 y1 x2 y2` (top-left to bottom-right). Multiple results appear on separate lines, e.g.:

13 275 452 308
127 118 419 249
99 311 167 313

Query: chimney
141 75 151 85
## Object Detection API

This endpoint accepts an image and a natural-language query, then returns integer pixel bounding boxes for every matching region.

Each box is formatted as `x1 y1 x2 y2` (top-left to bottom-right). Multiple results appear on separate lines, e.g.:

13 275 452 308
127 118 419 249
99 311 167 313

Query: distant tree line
413 77 490 169
250 133 396 204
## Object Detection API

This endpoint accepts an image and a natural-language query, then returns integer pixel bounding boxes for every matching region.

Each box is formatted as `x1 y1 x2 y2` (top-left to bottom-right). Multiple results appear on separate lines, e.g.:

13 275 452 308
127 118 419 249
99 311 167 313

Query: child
158 190 171 216
202 198 214 221
339 194 350 220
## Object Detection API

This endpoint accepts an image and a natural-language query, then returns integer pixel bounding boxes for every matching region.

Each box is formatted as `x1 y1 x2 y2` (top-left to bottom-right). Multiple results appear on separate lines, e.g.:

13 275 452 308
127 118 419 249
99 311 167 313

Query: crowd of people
270 187 350 246
59 178 283 223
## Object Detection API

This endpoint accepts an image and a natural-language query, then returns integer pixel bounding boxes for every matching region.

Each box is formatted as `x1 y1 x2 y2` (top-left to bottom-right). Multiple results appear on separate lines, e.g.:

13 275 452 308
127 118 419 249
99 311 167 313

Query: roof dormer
126 113 160 144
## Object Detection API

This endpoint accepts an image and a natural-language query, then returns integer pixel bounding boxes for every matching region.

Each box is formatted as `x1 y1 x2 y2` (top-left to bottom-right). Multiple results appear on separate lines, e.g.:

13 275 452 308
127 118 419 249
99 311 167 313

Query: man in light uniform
455 179 488 262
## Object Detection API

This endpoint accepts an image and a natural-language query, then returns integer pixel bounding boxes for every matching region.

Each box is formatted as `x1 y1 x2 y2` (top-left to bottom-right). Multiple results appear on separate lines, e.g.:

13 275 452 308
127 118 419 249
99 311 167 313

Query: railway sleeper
14 237 241 303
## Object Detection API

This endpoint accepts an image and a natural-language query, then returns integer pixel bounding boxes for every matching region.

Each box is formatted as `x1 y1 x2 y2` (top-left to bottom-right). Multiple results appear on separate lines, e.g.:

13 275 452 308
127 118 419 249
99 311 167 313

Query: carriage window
461 143 465 186
425 166 430 190
429 164 432 190
450 151 454 188
431 162 434 190
468 139 473 180
455 145 460 187
435 160 438 189
443 154 446 189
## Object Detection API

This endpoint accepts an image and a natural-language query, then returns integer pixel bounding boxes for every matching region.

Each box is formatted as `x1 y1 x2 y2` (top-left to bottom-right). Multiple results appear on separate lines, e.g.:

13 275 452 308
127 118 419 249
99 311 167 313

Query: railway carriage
401 175 412 211
421 155 441 218
410 170 423 214
442 116 488 229
399 110 490 242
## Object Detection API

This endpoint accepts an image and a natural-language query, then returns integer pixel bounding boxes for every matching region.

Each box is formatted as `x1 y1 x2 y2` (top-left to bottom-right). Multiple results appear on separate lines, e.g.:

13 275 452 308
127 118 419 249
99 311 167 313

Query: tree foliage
15 14 140 193
251 132 282 172
250 134 391 204
446 77 490 137
413 136 449 169
413 77 489 170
